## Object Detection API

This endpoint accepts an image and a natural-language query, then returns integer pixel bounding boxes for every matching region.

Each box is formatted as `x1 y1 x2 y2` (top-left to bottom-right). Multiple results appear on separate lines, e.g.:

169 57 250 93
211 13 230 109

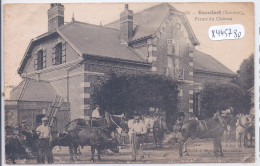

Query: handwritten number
212 30 215 38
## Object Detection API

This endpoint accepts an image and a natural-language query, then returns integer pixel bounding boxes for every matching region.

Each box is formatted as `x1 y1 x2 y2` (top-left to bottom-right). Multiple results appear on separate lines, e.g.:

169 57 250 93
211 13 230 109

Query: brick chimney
120 4 133 42
48 3 64 31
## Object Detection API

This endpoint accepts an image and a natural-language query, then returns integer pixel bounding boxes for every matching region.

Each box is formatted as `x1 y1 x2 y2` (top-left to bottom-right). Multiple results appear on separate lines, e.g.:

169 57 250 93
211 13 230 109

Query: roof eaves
164 10 200 46
181 14 200 46
18 31 58 75
128 35 153 45
194 68 237 77
17 39 34 75
83 53 152 67
195 50 235 75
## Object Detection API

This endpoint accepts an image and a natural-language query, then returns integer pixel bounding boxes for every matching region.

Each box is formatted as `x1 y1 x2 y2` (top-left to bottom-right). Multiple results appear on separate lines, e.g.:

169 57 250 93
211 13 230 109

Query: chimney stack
120 4 133 42
48 3 64 31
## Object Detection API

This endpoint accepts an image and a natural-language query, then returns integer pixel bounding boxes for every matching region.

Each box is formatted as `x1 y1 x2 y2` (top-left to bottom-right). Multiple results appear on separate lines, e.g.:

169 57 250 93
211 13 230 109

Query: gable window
34 49 46 70
167 55 173 68
52 42 66 65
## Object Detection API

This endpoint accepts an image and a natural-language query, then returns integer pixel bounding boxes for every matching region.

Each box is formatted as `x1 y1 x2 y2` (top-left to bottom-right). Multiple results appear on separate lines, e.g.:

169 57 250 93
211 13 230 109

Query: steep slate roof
18 21 148 74
59 21 146 62
10 78 59 102
105 3 199 44
193 50 235 76
106 3 175 41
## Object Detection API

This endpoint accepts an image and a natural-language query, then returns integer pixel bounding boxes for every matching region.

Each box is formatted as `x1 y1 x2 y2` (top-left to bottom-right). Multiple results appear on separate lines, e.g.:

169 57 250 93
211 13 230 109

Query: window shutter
43 49 47 68
52 47 56 65
34 54 38 70
62 42 66 63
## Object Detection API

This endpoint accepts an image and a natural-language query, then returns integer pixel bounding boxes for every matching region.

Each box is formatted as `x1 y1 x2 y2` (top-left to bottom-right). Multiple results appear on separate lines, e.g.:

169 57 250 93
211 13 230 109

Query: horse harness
238 118 249 129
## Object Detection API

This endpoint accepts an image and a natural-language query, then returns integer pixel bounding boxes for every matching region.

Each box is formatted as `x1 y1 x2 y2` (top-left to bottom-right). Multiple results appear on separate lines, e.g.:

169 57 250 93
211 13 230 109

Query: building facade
5 3 236 130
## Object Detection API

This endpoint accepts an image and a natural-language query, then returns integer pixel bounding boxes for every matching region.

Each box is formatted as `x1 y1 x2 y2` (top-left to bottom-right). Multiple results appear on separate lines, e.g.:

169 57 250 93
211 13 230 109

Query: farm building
5 3 236 130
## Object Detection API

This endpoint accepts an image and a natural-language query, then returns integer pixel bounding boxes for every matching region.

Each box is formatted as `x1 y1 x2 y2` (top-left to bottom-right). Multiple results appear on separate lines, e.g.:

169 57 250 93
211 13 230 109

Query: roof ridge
194 50 235 74
71 20 120 31
105 3 176 26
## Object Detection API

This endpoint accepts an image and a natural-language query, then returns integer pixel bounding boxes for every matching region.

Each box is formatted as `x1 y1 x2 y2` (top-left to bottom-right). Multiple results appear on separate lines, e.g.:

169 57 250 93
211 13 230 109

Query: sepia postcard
2 1 257 165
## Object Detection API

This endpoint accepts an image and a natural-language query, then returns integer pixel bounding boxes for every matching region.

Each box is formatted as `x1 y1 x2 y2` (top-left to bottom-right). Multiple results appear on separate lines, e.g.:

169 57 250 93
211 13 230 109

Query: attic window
52 42 66 65
34 49 46 70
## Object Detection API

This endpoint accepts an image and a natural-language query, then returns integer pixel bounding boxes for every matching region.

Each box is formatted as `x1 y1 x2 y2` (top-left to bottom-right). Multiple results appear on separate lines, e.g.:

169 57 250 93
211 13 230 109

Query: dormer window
34 49 46 70
52 42 66 65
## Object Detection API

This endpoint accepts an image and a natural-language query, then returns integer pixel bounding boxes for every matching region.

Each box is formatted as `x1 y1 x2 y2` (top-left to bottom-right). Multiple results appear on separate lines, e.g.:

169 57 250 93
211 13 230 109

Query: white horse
235 114 253 149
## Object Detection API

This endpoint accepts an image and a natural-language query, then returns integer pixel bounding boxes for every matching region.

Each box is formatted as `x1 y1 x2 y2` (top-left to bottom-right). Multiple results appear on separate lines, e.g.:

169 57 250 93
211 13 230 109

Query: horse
51 132 80 161
179 113 237 157
53 116 120 162
235 114 254 149
222 115 238 146
77 126 119 161
56 125 119 162
51 118 89 161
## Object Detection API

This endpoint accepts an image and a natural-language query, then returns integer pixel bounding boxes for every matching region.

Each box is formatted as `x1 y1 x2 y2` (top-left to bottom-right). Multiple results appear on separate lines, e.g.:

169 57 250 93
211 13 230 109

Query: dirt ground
11 136 255 164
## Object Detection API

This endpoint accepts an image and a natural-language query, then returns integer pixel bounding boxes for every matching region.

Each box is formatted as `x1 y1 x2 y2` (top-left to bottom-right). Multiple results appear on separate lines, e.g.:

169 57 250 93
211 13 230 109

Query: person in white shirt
35 117 53 163
92 105 102 118
129 113 147 161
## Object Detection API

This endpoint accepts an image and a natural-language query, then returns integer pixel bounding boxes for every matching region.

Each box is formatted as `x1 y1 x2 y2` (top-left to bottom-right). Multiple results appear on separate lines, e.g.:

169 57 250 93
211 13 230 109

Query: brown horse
179 114 237 157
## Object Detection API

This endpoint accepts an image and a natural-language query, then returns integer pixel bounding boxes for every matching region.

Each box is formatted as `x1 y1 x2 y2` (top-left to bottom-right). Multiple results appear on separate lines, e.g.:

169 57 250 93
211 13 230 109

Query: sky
3 2 254 89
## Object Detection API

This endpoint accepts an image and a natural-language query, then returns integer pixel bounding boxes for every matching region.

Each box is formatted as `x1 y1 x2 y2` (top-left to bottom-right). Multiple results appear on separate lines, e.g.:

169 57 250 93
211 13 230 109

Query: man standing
35 117 53 164
153 113 165 148
129 113 147 161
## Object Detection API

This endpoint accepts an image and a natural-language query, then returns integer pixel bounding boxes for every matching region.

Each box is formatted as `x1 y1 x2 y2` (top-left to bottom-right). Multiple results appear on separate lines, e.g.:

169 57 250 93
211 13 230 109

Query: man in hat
129 113 147 161
35 117 53 163
21 120 28 129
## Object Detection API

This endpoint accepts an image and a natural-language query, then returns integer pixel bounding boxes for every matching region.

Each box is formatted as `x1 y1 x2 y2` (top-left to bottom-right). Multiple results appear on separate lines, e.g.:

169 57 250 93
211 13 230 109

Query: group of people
17 106 172 163
19 117 53 164
127 112 166 161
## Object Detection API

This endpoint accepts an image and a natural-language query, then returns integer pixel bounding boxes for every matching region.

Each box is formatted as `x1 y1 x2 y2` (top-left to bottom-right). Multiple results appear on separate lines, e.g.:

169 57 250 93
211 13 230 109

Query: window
190 56 193 62
175 58 179 68
52 42 66 65
193 91 200 115
37 50 44 69
167 39 173 55
167 55 173 68
34 49 46 70
173 41 180 56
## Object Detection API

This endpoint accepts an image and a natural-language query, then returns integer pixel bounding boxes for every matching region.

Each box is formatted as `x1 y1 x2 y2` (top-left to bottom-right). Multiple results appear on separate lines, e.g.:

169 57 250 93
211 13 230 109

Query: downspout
66 59 84 102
